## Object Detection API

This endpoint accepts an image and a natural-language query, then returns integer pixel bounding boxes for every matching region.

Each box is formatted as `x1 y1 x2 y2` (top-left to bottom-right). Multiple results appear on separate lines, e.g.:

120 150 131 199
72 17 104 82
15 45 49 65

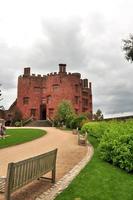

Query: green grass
0 128 46 149
55 136 133 200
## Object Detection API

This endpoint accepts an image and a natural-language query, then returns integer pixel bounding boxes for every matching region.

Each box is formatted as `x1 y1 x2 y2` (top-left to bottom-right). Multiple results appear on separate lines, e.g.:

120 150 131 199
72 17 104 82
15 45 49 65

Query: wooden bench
0 148 57 200
78 132 87 146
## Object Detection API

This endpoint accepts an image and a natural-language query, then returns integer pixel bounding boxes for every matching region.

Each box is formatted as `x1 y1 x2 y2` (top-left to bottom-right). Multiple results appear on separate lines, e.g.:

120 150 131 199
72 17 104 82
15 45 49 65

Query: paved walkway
0 127 88 200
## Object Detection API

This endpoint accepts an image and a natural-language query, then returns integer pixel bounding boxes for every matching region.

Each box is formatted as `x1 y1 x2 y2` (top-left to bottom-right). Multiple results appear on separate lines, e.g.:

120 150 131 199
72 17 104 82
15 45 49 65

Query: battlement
22 64 82 79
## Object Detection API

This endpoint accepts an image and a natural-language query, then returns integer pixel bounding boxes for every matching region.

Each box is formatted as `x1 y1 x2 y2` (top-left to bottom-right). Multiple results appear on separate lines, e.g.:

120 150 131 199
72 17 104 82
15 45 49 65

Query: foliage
0 128 46 149
70 114 88 129
82 120 133 172
122 34 133 62
54 100 75 127
0 84 4 110
81 121 107 139
55 135 133 200
93 109 104 121
98 121 133 172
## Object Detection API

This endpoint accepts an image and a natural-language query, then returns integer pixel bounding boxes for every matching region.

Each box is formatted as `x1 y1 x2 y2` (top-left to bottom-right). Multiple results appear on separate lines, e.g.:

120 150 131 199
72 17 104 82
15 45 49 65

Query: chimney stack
24 67 30 76
59 64 66 73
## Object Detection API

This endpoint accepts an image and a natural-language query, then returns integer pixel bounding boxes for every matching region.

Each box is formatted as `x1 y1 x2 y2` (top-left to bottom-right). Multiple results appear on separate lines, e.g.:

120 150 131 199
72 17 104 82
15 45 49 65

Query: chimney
83 79 88 88
89 82 92 89
24 67 30 76
59 64 66 73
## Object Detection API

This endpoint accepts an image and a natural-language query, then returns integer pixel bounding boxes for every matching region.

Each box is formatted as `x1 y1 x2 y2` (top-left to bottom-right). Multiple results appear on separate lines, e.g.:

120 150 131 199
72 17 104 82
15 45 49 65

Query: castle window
75 96 79 104
34 87 40 92
75 84 79 92
53 84 59 91
82 91 88 96
42 87 46 93
75 109 78 114
82 98 88 106
30 108 36 116
47 95 52 103
82 107 87 112
42 97 46 104
23 97 29 105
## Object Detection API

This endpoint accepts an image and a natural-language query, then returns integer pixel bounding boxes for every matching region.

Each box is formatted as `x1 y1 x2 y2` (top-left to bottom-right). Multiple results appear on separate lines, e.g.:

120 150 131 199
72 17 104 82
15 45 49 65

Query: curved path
0 127 87 200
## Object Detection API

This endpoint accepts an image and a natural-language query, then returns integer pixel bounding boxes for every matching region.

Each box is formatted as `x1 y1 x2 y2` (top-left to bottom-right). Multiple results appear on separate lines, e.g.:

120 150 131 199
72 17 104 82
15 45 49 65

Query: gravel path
0 127 87 200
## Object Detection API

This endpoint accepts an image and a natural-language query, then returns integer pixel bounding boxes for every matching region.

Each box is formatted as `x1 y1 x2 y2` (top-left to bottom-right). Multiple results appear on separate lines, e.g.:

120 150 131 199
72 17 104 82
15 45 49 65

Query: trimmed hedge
81 121 108 139
82 120 133 172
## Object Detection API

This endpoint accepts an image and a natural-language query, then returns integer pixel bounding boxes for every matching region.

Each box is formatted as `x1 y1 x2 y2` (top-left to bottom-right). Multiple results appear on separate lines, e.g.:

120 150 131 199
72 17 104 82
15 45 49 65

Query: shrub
81 121 107 139
98 120 133 172
54 100 75 127
70 115 88 129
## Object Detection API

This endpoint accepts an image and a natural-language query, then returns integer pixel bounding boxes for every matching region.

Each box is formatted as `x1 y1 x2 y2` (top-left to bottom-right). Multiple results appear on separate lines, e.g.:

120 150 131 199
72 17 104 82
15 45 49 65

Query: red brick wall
16 64 93 120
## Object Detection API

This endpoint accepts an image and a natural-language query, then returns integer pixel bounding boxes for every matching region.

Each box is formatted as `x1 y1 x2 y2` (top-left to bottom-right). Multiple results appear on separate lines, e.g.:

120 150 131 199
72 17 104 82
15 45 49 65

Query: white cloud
0 0 133 117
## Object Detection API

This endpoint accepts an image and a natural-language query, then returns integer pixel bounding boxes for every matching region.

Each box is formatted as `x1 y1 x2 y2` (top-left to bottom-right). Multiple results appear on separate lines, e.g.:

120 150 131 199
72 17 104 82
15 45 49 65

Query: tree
0 84 4 110
122 34 133 62
54 100 75 127
93 109 104 121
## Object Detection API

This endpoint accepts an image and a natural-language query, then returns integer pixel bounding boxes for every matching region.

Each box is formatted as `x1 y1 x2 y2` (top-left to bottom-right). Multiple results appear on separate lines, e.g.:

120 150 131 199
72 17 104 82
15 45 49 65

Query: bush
81 121 107 139
70 115 88 129
82 120 133 172
54 100 75 128
98 120 133 172
99 133 133 172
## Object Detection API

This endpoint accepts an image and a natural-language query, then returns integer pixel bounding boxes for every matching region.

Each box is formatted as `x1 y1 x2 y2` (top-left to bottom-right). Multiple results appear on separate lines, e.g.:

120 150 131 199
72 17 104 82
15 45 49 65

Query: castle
15 64 92 120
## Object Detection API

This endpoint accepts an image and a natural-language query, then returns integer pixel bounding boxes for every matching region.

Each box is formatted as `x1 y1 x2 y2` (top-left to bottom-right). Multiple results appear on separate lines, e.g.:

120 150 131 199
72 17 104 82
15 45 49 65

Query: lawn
55 135 133 200
0 128 46 149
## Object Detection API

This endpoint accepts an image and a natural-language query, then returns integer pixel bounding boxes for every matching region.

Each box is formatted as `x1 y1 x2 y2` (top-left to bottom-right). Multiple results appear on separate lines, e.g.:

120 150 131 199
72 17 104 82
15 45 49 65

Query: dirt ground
0 127 87 200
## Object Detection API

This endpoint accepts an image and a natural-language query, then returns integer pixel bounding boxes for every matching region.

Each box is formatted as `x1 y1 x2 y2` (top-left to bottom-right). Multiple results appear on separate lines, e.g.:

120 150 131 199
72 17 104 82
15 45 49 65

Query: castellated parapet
16 64 93 120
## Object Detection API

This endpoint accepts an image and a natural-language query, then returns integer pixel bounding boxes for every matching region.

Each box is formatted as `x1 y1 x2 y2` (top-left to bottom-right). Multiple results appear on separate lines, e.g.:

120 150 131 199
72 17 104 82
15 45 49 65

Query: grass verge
0 128 46 149
55 135 133 200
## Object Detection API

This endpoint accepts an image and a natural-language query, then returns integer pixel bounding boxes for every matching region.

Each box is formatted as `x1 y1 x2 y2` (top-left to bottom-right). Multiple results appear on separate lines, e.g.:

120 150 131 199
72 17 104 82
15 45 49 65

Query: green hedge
81 121 108 139
82 120 133 172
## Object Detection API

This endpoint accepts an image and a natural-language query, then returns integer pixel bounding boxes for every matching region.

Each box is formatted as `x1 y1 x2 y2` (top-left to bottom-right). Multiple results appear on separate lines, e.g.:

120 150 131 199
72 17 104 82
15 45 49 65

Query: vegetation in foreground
82 120 133 172
0 128 46 149
55 135 133 200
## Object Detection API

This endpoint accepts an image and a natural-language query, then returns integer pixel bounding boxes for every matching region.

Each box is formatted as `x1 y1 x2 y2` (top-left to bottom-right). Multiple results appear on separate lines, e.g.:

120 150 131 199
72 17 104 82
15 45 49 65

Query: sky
0 0 133 118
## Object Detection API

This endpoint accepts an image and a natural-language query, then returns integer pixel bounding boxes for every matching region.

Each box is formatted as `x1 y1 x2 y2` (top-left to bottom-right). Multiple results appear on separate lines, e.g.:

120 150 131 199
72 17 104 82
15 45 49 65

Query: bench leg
52 168 56 183
5 191 11 200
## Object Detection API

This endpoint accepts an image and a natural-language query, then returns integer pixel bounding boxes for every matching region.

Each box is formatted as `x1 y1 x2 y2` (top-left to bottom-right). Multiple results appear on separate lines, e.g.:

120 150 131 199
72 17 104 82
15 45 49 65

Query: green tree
0 84 4 110
122 34 133 62
54 100 75 127
93 109 104 121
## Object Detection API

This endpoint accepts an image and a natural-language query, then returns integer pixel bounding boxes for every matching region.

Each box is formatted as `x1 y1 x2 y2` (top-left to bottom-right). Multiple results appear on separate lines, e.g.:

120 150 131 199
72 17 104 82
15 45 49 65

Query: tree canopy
54 100 75 126
122 34 133 62
93 109 104 121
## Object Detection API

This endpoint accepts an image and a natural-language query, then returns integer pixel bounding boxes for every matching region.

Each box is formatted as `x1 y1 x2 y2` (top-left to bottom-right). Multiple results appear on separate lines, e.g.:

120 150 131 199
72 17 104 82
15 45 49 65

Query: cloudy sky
0 0 133 117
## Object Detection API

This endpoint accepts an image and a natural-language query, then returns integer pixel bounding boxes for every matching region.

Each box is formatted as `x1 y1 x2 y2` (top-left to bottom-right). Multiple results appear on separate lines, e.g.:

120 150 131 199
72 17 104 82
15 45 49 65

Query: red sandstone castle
16 64 92 120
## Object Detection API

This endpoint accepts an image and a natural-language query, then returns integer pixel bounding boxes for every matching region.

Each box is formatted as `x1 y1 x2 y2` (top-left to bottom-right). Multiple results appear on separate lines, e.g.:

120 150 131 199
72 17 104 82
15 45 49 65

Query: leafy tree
0 84 4 110
54 100 75 127
93 109 104 121
122 34 133 62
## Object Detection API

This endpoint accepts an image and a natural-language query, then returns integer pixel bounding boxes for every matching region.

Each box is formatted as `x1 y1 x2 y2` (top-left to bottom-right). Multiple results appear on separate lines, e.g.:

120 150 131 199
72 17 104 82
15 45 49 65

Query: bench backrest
5 149 57 200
